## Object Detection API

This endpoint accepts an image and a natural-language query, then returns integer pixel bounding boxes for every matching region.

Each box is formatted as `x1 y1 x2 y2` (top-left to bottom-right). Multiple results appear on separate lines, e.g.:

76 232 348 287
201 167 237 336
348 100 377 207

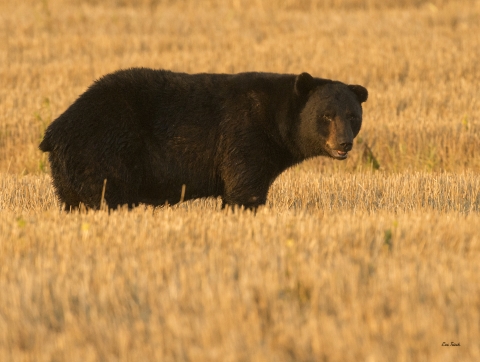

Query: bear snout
326 139 353 160
338 141 353 152
327 140 353 152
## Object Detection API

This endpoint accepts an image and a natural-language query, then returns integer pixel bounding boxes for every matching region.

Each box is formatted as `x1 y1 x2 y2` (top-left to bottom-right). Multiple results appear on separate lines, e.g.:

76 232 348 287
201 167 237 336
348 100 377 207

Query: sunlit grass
1 0 479 361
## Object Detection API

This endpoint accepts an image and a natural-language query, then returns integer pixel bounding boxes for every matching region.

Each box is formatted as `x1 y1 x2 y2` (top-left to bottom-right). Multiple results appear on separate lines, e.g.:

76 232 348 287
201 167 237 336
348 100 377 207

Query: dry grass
1 172 480 361
1 0 480 361
2 0 480 174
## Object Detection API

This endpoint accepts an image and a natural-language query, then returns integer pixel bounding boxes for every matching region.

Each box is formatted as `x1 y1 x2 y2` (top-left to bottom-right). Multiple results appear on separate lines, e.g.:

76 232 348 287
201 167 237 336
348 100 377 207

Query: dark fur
39 68 368 210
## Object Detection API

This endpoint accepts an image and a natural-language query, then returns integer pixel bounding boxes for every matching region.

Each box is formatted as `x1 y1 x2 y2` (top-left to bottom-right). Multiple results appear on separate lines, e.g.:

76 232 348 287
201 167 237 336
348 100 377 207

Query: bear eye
322 114 333 122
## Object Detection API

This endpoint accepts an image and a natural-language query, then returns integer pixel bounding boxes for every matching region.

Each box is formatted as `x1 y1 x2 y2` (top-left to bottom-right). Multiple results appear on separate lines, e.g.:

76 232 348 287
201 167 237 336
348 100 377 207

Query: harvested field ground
0 0 479 361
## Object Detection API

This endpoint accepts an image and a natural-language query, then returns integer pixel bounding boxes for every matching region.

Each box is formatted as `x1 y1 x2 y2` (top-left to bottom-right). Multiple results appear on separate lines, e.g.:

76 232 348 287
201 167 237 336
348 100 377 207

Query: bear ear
294 72 314 96
348 84 368 103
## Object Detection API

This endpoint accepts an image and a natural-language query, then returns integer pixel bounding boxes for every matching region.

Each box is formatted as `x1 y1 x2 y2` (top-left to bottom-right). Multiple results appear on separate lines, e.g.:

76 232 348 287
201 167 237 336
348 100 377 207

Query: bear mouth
330 149 348 160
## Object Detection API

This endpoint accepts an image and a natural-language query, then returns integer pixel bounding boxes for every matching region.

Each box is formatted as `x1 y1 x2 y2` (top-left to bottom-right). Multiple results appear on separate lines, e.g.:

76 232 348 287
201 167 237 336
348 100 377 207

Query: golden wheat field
1 0 480 361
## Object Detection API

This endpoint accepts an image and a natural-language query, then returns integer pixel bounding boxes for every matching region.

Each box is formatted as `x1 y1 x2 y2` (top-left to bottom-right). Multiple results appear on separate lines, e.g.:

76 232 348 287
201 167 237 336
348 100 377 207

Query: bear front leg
221 168 272 210
219 123 283 211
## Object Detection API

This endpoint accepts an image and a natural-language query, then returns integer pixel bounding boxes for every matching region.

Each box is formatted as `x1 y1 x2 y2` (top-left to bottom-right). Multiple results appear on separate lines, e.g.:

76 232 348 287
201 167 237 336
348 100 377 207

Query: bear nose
339 142 353 152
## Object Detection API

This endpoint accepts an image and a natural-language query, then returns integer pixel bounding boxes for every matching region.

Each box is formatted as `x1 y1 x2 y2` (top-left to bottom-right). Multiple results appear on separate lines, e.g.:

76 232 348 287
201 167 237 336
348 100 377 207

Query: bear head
294 72 368 160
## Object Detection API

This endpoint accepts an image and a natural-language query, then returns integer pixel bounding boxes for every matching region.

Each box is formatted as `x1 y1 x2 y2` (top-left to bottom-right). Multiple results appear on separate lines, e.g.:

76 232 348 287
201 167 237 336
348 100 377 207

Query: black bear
39 68 368 210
